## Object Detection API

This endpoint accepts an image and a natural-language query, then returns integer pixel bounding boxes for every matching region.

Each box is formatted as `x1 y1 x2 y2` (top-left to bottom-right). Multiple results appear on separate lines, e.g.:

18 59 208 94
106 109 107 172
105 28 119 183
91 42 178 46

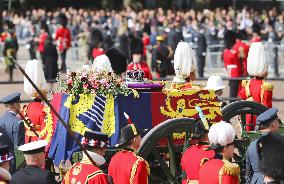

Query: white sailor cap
18 140 48 154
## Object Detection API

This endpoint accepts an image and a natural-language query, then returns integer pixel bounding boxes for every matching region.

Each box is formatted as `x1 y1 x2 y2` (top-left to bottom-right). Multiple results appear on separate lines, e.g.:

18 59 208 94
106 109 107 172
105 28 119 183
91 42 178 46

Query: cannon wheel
221 100 268 131
221 100 268 183
138 118 196 184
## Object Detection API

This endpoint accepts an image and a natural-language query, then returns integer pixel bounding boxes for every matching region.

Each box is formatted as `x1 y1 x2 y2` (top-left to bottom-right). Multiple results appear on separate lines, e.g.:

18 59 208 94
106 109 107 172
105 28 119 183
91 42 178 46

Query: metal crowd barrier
205 42 283 76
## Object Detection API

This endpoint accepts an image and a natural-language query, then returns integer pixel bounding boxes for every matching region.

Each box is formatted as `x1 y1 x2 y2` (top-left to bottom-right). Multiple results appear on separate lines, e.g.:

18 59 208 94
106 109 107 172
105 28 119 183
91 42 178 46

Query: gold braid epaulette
218 160 240 184
130 154 150 184
262 82 273 91
242 80 252 100
222 160 240 176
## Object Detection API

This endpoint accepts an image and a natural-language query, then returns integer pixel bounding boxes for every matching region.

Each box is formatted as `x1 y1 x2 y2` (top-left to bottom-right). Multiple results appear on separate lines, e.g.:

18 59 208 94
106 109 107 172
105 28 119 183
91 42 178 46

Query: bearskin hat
252 23 261 35
40 20 49 34
57 13 68 27
105 47 127 75
257 133 284 181
130 38 144 55
90 28 104 48
224 30 236 49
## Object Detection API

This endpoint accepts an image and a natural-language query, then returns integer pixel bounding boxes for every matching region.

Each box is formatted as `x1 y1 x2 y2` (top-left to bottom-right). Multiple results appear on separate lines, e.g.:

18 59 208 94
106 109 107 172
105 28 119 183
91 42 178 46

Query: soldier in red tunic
22 59 48 143
223 31 242 101
127 38 153 80
54 13 71 73
108 113 150 184
199 121 240 184
62 130 109 184
181 116 215 184
233 37 249 76
238 42 273 130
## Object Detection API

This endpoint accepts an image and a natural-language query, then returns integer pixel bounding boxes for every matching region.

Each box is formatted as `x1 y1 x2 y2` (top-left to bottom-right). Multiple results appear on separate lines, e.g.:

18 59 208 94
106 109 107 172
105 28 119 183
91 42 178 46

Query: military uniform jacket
245 137 264 184
0 111 25 151
22 101 46 143
199 158 240 184
239 78 273 108
62 158 108 184
10 165 58 184
233 40 249 76
239 79 273 130
55 27 71 51
223 49 242 78
108 149 150 184
181 144 215 183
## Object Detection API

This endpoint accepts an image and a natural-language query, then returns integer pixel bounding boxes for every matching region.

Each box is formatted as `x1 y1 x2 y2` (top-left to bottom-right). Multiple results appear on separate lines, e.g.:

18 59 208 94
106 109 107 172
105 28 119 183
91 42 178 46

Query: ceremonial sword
9 57 97 166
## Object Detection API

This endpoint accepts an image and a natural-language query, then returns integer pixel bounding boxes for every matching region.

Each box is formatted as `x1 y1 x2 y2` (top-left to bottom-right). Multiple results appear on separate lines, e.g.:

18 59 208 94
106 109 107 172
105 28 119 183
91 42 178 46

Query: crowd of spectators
2 6 284 47
1 6 284 78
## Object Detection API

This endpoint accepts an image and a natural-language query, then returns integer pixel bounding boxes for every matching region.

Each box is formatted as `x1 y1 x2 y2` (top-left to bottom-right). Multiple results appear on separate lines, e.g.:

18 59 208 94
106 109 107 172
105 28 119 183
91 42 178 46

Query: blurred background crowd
1 5 284 81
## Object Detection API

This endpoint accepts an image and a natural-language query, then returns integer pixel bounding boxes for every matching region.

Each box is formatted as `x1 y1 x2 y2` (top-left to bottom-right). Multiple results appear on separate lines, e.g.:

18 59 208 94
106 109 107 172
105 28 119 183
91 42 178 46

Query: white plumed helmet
173 42 197 84
92 54 113 73
247 42 268 77
24 59 47 98
205 75 226 91
208 121 236 147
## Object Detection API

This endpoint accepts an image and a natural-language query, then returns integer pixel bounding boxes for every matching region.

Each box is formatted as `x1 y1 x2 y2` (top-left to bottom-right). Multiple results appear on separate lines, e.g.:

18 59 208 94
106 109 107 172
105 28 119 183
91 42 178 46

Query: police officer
196 25 207 78
245 107 281 184
181 116 215 184
108 113 150 184
10 140 58 184
0 92 25 174
199 121 240 184
62 130 109 184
